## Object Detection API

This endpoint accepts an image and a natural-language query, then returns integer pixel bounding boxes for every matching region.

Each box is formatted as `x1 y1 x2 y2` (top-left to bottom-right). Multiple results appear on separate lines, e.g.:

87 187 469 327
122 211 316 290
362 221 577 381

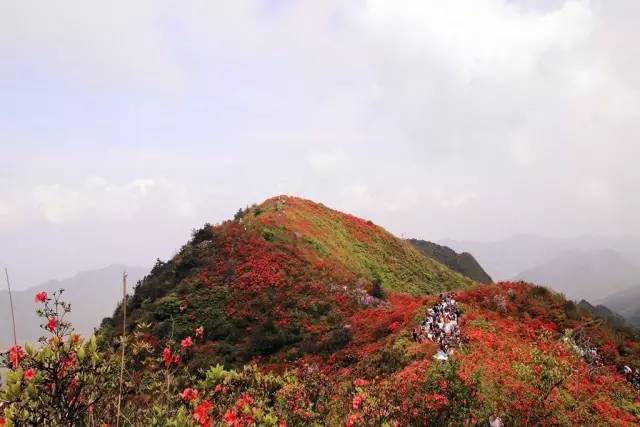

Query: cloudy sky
1 0 639 288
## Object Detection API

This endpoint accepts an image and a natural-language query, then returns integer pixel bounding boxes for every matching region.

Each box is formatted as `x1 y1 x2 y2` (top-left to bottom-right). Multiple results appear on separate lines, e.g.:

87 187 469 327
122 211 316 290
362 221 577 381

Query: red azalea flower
193 400 213 426
162 347 172 368
8 345 24 369
35 291 48 303
24 368 36 381
173 354 182 365
180 336 193 350
195 326 204 339
223 410 237 425
180 387 198 401
47 317 57 332
0 417 5 426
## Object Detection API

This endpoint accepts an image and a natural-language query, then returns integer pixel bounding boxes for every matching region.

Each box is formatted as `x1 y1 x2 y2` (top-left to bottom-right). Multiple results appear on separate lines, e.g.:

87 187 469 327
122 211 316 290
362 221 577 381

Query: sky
1 0 639 288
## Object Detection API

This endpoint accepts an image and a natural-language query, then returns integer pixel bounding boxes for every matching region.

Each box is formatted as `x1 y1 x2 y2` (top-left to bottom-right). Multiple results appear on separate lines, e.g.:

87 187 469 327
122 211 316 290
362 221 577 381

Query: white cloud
33 177 194 224
359 0 593 79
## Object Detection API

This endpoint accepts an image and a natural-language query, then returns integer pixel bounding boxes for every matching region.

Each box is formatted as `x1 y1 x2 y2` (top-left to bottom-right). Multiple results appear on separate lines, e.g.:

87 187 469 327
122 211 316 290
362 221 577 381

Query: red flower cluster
8 345 24 369
47 317 58 332
35 291 48 303
180 336 193 350
193 400 213 427
223 393 255 426
24 368 36 381
180 387 198 401
424 393 449 411
163 347 172 368
351 394 364 410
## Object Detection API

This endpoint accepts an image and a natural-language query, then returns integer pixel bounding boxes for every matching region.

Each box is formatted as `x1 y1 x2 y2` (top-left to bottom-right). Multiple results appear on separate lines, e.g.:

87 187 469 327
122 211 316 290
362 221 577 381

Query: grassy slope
241 196 474 295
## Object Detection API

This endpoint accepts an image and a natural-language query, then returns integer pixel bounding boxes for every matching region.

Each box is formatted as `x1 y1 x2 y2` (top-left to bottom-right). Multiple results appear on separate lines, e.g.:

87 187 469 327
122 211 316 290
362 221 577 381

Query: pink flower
352 394 364 410
180 387 198 401
35 291 48 303
8 345 24 369
195 326 204 339
162 347 172 368
47 317 57 332
180 336 193 350
173 354 182 365
24 368 36 381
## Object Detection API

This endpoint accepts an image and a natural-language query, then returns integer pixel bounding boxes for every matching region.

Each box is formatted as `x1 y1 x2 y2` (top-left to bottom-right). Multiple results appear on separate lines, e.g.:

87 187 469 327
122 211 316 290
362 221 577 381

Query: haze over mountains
444 235 640 324
0 264 147 349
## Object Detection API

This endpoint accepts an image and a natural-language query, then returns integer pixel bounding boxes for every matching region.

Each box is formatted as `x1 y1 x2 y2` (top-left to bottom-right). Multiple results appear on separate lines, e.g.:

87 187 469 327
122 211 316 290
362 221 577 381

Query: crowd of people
412 292 461 357
619 365 640 391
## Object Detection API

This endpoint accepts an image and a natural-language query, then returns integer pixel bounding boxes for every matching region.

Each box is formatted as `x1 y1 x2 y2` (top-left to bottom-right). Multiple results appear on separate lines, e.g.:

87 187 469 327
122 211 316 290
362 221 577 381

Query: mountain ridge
407 238 492 283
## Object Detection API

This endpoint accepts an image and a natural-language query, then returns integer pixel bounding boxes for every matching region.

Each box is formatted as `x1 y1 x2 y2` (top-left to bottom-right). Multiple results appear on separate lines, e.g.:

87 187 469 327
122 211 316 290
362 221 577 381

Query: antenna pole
116 271 127 427
5 268 18 347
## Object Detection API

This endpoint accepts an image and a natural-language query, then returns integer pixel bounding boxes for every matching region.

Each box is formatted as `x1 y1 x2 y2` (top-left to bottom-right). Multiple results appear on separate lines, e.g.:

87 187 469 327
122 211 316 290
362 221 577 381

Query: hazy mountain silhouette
442 235 640 282
598 285 640 327
0 264 148 349
513 249 639 301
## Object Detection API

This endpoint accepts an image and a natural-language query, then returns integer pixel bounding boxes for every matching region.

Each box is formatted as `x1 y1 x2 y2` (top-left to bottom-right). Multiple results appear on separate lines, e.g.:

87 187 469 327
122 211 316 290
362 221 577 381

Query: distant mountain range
407 239 492 283
513 249 639 301
442 235 640 282
598 285 640 327
443 235 640 324
0 264 148 349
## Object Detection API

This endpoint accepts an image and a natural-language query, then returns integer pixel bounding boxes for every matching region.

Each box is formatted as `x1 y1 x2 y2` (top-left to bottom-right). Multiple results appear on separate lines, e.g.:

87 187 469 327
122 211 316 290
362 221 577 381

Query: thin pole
116 271 127 427
5 268 17 347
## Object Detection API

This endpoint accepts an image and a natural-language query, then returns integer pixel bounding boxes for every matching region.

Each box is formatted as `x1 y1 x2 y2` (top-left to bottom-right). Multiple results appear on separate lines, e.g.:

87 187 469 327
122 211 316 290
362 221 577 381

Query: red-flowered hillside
5 197 640 425
102 196 473 367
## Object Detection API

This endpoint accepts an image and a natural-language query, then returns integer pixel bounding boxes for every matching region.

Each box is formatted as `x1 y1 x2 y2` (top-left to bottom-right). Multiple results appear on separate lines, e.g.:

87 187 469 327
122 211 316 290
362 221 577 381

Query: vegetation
2 197 639 425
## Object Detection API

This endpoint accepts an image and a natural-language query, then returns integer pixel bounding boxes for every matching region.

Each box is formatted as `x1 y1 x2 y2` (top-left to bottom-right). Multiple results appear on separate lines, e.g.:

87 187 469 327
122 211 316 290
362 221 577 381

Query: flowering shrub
0 290 112 425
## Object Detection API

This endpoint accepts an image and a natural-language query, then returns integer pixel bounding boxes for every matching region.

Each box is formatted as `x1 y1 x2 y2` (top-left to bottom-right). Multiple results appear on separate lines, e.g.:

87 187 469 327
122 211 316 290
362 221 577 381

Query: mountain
101 196 474 367
598 285 640 327
0 264 147 349
5 196 640 425
442 235 640 282
407 239 492 283
576 299 628 327
513 249 639 301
